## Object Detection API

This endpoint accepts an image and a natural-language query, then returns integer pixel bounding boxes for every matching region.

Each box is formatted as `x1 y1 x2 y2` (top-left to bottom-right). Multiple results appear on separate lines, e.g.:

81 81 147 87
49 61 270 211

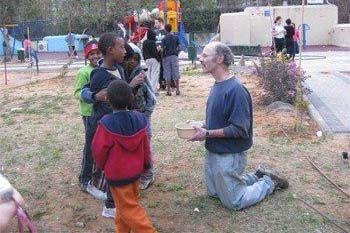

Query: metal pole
4 56 8 85
296 0 305 124
163 0 167 24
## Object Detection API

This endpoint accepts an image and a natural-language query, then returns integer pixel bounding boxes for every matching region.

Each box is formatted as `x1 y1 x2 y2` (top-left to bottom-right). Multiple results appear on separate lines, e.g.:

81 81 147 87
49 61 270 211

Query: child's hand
129 72 145 88
94 88 108 102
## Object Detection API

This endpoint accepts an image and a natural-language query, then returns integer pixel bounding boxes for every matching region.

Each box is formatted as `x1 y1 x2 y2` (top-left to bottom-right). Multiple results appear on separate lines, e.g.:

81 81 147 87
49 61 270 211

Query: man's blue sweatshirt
205 77 253 154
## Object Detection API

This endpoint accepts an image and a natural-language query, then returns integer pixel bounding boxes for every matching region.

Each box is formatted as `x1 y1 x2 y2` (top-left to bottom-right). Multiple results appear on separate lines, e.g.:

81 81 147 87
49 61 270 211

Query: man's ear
216 54 224 64
106 46 113 55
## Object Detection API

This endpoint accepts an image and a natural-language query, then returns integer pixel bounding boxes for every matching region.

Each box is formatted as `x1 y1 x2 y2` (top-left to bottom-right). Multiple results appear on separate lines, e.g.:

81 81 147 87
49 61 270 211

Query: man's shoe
102 206 116 218
140 177 155 190
86 182 107 200
255 165 289 189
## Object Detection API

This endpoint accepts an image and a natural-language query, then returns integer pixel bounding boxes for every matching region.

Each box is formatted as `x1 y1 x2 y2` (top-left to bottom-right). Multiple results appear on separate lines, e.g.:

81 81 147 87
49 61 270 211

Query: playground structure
125 0 188 50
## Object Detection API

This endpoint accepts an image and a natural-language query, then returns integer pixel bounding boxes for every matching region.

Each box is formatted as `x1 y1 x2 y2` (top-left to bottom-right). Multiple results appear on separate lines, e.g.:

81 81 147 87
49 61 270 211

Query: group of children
272 16 300 60
74 33 157 232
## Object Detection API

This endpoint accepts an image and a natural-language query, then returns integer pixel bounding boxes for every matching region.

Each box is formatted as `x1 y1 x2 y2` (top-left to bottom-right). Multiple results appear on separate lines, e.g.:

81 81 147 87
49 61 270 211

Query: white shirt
273 25 286 39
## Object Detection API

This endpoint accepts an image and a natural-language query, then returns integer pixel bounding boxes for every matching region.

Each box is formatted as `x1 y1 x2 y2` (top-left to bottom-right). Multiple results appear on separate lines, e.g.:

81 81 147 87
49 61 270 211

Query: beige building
220 4 350 47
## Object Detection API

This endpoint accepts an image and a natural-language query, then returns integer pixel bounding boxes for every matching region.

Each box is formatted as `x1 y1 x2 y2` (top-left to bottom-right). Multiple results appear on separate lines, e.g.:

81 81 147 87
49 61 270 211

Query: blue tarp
43 34 89 52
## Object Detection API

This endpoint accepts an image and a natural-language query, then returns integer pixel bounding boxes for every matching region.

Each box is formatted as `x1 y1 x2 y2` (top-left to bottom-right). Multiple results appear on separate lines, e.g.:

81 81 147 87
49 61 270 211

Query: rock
10 107 23 113
267 101 295 113
75 222 85 228
316 131 323 137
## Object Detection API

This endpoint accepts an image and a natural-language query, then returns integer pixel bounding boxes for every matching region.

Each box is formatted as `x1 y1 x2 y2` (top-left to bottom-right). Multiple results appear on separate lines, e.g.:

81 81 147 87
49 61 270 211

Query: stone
267 101 295 113
75 222 85 228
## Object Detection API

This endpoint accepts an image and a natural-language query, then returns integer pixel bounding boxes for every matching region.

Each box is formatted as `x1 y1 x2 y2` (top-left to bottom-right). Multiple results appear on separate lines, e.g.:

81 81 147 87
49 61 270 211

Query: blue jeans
205 151 274 210
141 116 154 181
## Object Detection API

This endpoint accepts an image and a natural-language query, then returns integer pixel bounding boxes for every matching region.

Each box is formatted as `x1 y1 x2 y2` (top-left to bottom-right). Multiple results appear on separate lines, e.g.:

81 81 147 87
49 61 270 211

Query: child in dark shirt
92 80 156 233
124 45 156 190
87 33 126 218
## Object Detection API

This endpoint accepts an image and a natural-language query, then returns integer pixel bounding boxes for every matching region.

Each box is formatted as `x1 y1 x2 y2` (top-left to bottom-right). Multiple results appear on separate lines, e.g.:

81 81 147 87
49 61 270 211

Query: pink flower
288 90 296 97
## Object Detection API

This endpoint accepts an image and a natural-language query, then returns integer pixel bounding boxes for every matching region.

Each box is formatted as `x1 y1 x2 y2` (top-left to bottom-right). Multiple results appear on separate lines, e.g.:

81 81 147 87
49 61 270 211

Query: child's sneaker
102 206 116 218
140 177 155 190
86 182 107 200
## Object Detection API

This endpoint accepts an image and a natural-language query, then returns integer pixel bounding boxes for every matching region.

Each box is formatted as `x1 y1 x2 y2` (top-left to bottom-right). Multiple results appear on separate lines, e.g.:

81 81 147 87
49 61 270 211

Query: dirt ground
0 67 349 233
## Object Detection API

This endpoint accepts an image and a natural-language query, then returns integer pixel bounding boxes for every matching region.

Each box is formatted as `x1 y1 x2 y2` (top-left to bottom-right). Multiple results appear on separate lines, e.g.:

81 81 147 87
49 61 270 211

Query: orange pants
110 180 156 233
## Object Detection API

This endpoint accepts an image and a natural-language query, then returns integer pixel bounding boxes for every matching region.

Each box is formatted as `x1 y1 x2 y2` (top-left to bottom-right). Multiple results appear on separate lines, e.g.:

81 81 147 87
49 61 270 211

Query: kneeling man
190 42 288 210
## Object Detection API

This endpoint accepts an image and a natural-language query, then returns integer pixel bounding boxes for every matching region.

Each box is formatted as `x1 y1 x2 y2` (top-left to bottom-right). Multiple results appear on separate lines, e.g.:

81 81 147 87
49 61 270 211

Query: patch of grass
297 212 320 226
32 208 49 220
187 195 220 210
268 136 291 145
1 114 16 125
155 182 184 192
0 138 14 152
36 146 63 171
72 203 86 212
182 67 202 76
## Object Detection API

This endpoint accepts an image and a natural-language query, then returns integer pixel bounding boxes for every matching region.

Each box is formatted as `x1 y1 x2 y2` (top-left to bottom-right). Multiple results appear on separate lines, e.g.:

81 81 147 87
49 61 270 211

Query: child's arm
73 68 89 101
143 82 156 118
92 124 113 170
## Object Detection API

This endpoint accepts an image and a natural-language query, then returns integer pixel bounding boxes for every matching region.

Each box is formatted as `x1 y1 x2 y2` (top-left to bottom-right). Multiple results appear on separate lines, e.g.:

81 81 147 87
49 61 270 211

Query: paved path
301 51 350 134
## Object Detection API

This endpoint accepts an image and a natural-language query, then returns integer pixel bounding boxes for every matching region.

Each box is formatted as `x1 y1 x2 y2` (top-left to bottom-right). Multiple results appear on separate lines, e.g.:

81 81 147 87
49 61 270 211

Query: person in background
66 31 78 58
142 29 161 95
92 80 156 233
292 23 300 60
23 34 32 59
284 19 295 59
161 24 181 96
74 40 106 200
154 17 167 90
272 16 286 53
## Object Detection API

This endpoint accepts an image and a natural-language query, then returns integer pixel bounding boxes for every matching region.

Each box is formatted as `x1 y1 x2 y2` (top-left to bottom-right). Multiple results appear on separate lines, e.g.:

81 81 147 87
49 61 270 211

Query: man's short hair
165 24 172 33
98 33 121 56
155 17 164 24
107 80 134 110
212 42 234 67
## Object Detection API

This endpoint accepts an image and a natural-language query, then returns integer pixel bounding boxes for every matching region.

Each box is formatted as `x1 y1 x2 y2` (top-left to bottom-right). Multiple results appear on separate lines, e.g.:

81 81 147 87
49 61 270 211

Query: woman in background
272 16 286 53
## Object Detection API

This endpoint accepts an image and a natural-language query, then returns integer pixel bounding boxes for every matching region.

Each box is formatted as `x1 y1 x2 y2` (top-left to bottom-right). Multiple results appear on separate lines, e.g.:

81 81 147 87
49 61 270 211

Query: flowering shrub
254 55 311 105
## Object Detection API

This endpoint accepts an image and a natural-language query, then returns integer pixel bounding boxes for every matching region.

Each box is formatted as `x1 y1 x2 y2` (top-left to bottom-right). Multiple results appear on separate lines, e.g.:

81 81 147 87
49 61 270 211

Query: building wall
220 13 251 46
221 4 340 47
331 24 350 47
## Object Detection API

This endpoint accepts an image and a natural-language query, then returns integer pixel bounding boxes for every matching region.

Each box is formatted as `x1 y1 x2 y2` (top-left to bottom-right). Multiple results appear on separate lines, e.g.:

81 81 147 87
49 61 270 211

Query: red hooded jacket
92 111 151 186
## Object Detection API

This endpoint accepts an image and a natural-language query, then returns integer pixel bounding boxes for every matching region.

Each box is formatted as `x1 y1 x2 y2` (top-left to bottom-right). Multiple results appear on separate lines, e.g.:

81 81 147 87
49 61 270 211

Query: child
124 45 156 190
142 29 161 95
161 24 181 96
92 80 156 233
74 40 106 200
87 33 126 218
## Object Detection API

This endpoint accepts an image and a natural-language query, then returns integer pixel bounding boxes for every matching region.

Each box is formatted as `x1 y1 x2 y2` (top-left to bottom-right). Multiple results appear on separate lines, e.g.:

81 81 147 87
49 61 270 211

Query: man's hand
94 88 108 102
129 72 145 88
188 126 207 142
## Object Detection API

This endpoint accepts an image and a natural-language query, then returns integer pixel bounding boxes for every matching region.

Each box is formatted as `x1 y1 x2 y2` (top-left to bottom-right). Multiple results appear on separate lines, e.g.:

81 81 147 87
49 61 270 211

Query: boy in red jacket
92 80 156 233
